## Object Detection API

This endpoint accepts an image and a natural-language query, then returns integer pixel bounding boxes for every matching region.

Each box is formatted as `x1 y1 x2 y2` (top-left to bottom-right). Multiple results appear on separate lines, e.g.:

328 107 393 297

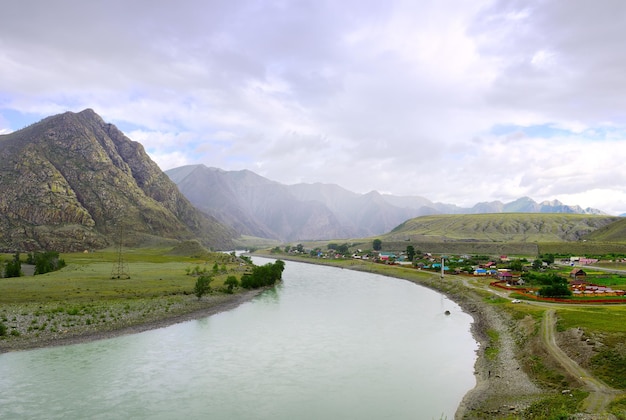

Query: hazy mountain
0 110 235 251
166 164 606 241
166 165 350 242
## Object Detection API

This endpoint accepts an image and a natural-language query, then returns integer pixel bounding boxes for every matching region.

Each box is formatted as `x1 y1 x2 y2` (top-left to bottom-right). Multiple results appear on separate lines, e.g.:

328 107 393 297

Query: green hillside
583 217 626 242
385 213 620 243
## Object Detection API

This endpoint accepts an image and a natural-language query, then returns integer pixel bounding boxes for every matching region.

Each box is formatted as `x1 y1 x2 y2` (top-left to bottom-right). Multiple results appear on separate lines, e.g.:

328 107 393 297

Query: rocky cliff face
0 109 235 251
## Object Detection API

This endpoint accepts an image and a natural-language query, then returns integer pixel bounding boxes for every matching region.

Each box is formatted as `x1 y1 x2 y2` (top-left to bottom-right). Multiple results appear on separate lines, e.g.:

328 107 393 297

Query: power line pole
111 222 130 279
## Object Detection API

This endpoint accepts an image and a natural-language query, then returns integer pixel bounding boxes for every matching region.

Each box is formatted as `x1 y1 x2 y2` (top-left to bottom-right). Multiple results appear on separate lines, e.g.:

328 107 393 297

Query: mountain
0 110 235 251
166 165 350 242
166 164 606 242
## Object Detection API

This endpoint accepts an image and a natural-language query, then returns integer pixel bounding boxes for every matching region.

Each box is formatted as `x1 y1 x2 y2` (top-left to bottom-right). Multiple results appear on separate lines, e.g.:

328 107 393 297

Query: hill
0 110 235 251
384 213 621 243
583 217 626 242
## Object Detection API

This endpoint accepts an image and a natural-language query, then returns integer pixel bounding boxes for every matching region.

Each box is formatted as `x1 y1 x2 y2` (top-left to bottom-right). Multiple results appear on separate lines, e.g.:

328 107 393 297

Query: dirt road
541 309 624 414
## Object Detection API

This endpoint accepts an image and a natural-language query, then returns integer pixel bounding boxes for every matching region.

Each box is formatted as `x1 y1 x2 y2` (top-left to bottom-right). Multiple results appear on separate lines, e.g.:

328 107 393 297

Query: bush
4 253 22 278
194 275 213 300
224 276 239 293
0 322 7 337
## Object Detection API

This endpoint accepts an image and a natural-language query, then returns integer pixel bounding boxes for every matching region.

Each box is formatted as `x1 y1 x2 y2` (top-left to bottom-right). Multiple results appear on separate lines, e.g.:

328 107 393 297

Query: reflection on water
0 257 476 420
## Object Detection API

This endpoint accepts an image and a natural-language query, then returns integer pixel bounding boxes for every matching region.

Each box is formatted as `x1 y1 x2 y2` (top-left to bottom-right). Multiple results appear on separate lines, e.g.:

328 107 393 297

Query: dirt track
541 309 625 415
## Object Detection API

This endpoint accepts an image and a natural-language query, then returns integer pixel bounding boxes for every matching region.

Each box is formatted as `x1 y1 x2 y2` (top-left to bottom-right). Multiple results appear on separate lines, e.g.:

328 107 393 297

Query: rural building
569 268 587 280
498 271 513 282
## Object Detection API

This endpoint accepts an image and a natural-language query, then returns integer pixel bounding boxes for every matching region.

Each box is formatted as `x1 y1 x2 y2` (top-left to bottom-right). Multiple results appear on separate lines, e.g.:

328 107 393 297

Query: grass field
0 248 254 350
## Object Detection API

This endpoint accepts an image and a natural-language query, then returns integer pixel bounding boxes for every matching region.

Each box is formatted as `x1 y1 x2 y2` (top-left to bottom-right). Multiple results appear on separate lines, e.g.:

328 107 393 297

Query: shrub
194 275 213 300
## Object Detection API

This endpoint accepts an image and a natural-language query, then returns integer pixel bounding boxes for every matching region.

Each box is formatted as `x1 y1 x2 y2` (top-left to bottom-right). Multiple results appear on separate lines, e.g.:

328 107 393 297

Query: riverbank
0 289 263 353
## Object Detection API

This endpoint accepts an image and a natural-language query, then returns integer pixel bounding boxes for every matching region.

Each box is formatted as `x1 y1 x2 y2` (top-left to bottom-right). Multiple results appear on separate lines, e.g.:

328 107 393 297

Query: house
570 268 587 280
379 252 397 261
474 268 488 276
498 271 513 282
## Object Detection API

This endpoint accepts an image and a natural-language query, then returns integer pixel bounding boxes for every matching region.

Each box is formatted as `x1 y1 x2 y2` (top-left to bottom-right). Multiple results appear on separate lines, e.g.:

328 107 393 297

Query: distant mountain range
0 110 235 251
165 164 606 242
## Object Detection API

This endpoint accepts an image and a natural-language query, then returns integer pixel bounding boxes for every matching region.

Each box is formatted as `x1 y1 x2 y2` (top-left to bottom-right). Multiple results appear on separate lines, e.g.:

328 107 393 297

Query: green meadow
0 247 252 351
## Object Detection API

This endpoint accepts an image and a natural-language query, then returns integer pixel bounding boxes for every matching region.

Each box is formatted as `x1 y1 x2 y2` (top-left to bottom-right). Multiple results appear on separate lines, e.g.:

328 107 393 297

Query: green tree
337 243 349 255
372 239 382 251
194 275 213 300
241 260 285 289
28 251 66 275
224 276 239 293
509 259 524 272
406 245 415 262
539 283 572 298
4 253 22 278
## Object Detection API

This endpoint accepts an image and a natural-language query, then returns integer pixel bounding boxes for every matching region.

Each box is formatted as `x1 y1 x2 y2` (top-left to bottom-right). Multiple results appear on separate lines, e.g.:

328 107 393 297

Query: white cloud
2 0 626 215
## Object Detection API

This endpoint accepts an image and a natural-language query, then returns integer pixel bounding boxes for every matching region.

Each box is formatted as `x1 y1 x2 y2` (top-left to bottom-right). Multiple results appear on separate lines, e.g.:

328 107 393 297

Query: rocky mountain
166 164 605 242
166 165 350 242
0 110 235 251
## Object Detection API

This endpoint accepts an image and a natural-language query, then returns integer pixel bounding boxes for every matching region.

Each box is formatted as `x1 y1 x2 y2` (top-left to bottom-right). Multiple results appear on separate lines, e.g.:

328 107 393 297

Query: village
276 244 626 303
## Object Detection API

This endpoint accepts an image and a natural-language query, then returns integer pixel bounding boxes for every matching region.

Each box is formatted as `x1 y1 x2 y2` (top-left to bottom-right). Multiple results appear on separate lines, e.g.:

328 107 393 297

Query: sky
2 0 626 215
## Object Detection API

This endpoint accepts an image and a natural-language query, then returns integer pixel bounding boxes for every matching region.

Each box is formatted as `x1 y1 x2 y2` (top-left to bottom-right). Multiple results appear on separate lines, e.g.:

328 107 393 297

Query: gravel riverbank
0 289 263 353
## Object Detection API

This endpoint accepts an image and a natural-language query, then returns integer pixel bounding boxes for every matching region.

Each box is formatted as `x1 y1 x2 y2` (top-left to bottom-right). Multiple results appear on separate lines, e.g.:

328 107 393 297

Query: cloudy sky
2 1 626 215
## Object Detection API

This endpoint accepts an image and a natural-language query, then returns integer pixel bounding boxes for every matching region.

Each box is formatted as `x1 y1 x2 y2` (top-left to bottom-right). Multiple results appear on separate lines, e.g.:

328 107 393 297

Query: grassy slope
386 213 620 243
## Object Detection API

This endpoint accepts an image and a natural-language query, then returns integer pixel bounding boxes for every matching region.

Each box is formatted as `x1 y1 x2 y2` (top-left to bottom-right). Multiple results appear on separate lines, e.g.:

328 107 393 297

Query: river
0 257 477 419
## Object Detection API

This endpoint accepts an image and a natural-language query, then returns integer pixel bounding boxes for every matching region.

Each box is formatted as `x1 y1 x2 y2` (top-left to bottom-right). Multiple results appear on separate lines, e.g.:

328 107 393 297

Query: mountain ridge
166 163 607 241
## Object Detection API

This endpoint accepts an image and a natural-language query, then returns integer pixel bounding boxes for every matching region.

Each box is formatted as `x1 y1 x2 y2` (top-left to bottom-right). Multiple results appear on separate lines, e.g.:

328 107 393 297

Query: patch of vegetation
3 252 22 278
27 251 66 274
526 355 567 389
484 329 500 360
590 348 626 389
520 390 587 419
240 260 285 289
608 396 626 419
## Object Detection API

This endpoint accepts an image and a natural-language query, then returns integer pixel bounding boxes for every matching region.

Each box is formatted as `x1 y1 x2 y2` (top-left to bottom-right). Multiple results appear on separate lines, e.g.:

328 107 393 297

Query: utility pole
441 255 445 279
111 222 130 279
